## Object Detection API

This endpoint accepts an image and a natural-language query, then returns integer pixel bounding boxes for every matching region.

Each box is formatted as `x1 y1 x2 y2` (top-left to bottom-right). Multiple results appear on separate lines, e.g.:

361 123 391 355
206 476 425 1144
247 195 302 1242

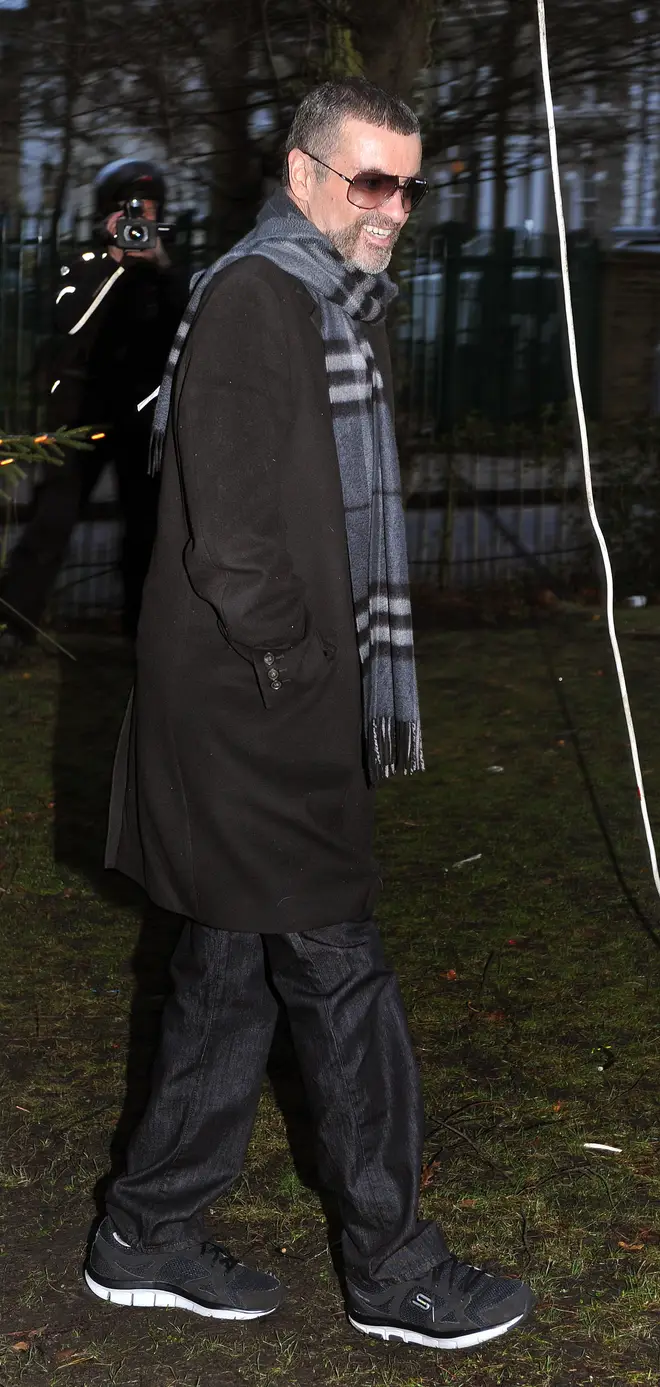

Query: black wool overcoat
106 246 395 932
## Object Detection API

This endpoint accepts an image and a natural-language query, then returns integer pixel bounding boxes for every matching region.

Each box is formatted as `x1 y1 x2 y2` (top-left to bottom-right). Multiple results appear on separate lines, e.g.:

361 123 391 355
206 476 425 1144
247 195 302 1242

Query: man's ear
287 149 312 203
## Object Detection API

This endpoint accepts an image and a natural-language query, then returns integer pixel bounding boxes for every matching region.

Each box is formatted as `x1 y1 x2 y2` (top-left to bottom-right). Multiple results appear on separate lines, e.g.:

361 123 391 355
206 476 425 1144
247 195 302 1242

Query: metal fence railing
394 224 601 436
403 447 587 590
0 214 604 617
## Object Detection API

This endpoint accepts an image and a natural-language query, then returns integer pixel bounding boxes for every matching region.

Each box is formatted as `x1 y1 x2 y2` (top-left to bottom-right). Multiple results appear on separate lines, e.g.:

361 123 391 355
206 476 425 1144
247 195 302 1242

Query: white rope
536 0 660 901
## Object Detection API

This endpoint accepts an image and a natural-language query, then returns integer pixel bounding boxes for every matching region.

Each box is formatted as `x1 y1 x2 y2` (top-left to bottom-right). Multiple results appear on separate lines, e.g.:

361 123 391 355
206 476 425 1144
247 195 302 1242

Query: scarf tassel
368 717 425 784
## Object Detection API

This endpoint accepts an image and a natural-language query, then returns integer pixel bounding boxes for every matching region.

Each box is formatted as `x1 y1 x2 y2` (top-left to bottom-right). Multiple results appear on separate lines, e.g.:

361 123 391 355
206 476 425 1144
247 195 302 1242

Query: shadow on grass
533 615 660 953
52 641 139 906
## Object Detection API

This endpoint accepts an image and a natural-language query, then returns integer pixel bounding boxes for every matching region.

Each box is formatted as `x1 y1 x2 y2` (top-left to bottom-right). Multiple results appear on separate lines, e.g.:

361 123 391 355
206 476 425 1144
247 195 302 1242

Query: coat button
264 652 275 667
271 680 282 690
268 668 279 682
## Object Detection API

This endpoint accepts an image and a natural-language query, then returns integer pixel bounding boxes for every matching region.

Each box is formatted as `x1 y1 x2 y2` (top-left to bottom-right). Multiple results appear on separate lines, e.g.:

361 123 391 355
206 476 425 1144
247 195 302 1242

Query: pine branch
0 426 104 500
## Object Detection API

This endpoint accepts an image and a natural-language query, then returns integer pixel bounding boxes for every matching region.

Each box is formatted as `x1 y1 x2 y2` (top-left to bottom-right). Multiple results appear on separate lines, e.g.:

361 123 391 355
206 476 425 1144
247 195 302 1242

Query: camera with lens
113 198 172 251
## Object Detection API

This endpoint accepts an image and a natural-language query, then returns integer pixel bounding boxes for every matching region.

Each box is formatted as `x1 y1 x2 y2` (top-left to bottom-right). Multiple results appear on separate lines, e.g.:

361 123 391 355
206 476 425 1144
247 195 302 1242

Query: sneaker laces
200 1241 238 1273
432 1253 490 1300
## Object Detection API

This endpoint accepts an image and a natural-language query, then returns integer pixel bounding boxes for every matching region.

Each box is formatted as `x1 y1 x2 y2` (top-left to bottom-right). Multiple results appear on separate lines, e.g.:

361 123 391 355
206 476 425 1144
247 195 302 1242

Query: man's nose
382 187 409 222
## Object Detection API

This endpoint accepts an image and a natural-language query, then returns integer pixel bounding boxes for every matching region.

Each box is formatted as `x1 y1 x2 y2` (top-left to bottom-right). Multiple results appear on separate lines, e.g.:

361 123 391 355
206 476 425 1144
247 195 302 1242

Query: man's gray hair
283 78 420 185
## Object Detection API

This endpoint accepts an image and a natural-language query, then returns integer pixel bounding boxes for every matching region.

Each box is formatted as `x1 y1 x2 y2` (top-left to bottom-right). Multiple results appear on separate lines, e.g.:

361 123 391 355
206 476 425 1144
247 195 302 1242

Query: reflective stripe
136 386 160 412
50 379 61 394
68 265 125 336
56 285 76 305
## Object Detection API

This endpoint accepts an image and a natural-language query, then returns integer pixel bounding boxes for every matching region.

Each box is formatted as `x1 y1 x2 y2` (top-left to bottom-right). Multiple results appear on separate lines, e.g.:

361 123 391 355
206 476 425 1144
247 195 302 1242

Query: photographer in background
0 158 188 665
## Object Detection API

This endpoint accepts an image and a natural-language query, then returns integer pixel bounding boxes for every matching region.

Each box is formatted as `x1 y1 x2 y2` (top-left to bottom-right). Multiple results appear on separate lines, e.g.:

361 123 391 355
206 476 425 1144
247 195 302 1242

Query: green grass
0 612 659 1386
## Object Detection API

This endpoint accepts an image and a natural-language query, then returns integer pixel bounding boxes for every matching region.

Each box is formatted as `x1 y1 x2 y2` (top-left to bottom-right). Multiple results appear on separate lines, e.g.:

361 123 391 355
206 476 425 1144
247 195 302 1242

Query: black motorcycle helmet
93 157 166 220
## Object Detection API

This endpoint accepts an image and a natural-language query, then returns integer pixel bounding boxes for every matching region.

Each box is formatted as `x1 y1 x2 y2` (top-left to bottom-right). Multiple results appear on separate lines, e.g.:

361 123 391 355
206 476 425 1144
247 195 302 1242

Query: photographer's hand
149 238 172 269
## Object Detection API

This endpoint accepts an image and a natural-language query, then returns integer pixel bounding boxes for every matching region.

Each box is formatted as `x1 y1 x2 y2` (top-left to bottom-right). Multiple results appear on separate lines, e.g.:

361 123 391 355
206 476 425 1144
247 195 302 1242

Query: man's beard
326 211 402 272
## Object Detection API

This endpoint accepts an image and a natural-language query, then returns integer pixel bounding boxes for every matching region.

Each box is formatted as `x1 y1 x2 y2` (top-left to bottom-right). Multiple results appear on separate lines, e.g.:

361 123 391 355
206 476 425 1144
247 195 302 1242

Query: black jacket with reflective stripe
45 252 187 433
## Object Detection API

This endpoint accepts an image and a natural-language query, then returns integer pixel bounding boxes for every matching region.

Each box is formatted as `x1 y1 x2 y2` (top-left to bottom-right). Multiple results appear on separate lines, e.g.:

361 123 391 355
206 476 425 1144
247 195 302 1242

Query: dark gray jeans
107 918 447 1283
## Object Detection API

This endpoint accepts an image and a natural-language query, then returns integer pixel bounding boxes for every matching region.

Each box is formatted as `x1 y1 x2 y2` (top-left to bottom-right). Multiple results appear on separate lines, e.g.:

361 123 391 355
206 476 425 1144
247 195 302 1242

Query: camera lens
128 225 146 243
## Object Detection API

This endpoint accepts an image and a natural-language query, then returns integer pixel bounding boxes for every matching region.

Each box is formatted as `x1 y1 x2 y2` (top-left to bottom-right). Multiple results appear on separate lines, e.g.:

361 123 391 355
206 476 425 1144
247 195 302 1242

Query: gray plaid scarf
150 191 423 783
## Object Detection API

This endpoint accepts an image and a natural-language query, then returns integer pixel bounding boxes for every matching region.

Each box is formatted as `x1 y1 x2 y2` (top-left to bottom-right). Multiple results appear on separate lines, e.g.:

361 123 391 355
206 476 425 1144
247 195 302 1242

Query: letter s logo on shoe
412 1292 433 1311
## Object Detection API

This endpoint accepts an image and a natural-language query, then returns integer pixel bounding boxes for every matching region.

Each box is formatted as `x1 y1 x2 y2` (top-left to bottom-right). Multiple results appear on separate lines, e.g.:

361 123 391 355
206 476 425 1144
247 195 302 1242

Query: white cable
536 0 660 901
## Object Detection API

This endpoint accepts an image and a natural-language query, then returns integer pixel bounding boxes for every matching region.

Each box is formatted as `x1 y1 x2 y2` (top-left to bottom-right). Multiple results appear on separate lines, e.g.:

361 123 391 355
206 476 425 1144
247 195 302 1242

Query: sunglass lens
404 180 428 211
349 174 428 212
348 174 399 209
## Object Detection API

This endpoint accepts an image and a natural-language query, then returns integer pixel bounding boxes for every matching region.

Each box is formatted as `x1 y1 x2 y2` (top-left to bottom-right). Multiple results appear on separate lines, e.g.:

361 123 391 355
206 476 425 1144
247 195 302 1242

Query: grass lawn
0 610 659 1386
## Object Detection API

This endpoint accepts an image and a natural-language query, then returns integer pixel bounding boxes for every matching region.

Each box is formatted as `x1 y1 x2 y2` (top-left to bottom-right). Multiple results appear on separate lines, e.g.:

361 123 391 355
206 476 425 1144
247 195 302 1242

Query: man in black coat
86 80 534 1351
0 159 187 661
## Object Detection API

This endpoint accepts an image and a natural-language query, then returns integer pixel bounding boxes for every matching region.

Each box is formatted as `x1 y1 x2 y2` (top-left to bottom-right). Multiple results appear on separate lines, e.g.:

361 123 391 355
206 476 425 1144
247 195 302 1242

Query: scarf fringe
148 430 161 478
368 717 425 784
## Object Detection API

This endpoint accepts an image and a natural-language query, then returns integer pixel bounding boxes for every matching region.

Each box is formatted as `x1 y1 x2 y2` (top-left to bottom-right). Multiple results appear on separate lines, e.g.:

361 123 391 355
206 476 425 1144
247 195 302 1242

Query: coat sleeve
175 263 329 703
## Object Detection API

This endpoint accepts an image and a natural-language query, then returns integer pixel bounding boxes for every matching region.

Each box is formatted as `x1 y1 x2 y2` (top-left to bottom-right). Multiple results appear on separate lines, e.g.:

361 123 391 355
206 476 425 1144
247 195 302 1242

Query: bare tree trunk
49 104 75 246
0 9 25 213
204 1 261 248
348 0 433 102
492 3 521 234
49 1 86 258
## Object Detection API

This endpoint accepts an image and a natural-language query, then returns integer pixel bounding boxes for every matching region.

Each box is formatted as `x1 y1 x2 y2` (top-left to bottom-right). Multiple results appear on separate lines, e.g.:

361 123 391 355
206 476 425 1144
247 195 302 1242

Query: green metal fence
0 213 602 434
392 224 601 591
395 223 601 440
0 213 604 615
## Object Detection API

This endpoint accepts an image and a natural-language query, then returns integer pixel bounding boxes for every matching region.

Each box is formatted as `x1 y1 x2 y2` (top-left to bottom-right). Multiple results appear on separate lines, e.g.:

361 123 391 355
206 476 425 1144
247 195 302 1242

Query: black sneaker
84 1217 284 1320
346 1254 536 1350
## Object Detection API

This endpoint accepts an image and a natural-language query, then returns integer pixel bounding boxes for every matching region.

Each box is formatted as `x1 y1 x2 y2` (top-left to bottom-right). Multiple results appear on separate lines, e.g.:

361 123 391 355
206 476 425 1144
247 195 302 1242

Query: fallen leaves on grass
441 969 458 981
420 1157 442 1189
468 1001 507 1023
617 1228 659 1251
9 1327 45 1352
55 1348 97 1368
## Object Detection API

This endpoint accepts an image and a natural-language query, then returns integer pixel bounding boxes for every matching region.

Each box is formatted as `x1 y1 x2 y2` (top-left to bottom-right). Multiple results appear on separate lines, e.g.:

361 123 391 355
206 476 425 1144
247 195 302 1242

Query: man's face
134 197 158 223
288 117 422 272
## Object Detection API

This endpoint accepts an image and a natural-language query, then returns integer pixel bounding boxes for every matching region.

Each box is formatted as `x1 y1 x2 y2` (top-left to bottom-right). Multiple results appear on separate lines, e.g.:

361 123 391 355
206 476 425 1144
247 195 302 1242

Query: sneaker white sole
84 1269 276 1319
348 1310 526 1350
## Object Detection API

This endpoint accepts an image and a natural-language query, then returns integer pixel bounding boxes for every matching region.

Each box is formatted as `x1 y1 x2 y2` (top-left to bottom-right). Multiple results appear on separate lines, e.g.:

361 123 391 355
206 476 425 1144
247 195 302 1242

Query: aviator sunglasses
300 150 428 214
